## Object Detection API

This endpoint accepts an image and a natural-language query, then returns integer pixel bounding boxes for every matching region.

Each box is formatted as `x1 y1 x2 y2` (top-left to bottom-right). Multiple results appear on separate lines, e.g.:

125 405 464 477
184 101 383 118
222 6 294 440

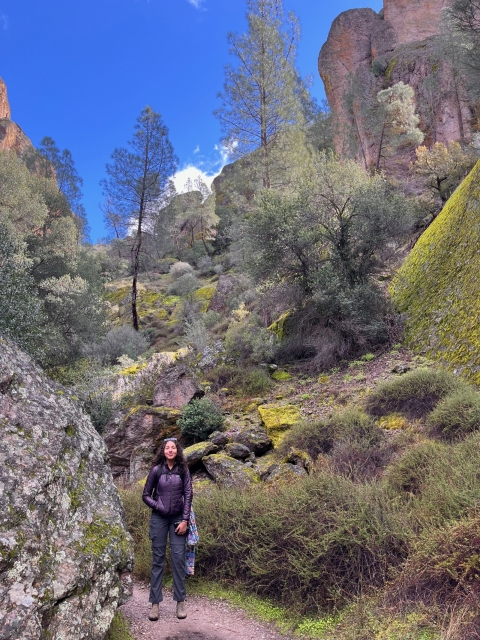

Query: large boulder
233 424 272 454
264 463 308 485
224 442 251 459
392 161 480 385
183 441 219 469
152 363 204 409
103 406 181 479
0 337 133 640
202 453 260 488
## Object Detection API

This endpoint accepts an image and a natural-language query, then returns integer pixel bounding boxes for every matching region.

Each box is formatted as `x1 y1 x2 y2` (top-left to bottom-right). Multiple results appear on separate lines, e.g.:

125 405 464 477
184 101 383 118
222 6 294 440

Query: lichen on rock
258 404 301 447
0 336 133 640
202 453 260 487
392 161 480 384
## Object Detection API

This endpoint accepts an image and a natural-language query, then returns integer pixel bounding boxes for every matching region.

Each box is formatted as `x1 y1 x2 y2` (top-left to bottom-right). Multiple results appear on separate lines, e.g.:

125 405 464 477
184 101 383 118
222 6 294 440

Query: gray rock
208 430 229 446
183 441 218 468
264 463 308 484
104 406 182 480
153 363 204 409
224 442 251 459
202 453 260 488
235 424 272 454
0 337 133 640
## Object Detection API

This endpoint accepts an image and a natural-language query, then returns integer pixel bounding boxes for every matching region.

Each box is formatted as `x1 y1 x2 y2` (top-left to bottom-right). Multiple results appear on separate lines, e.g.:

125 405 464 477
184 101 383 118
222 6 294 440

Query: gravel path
120 582 294 640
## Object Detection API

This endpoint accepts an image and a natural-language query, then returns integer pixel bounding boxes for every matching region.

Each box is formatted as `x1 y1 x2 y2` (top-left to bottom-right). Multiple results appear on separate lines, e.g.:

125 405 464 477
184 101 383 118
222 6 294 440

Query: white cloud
193 145 200 154
172 144 231 194
187 0 204 9
0 14 9 30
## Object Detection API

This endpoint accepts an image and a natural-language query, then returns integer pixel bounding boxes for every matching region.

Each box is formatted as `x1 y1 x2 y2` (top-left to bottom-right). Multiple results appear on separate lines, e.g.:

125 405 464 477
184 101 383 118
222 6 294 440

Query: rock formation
319 0 473 172
392 160 480 384
0 336 133 640
0 78 33 155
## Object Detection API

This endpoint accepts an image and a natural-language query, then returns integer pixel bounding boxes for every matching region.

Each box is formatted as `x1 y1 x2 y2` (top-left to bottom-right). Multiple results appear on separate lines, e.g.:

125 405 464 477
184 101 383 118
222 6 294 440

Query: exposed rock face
104 406 181 479
0 77 33 155
319 0 473 172
0 78 11 119
0 337 133 640
202 453 260 488
392 160 480 385
152 363 204 409
384 0 448 45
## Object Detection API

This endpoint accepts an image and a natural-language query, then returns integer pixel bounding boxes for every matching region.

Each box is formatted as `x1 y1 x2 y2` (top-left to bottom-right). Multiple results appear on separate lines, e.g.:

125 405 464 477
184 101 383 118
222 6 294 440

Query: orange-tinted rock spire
0 77 11 119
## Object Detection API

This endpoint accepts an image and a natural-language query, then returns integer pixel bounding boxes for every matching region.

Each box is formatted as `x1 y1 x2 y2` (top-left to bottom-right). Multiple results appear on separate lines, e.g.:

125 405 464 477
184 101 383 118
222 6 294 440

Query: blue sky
0 0 382 241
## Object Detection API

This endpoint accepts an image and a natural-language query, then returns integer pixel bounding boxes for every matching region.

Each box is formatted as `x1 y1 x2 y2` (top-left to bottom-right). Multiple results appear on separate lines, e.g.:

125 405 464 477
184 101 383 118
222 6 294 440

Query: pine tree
101 107 177 331
214 0 308 189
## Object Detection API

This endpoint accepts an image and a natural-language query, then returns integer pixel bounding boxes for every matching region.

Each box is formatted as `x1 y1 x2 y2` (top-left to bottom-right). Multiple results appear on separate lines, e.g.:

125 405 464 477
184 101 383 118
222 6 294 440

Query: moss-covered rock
283 447 313 474
392 161 480 385
264 462 308 485
184 441 218 468
234 424 272 454
271 370 292 381
202 453 260 487
224 442 251 459
193 285 217 312
258 404 301 447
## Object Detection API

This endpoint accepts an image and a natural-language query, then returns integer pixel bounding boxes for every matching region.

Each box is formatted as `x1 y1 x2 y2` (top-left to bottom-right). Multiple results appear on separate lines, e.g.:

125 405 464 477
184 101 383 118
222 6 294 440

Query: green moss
80 520 130 559
64 425 76 437
258 404 301 447
385 57 398 83
193 285 216 312
271 370 292 381
392 161 480 385
104 286 130 305
267 311 291 339
119 362 147 376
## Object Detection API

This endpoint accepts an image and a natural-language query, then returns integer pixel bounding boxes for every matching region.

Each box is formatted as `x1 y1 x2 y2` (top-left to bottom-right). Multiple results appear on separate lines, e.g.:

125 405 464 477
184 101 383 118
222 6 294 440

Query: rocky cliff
0 78 34 155
0 337 133 640
319 0 472 171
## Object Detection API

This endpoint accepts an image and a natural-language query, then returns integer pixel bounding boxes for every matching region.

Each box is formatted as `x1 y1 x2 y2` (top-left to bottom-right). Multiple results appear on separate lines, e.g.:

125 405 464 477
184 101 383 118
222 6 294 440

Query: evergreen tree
101 106 178 331
214 0 308 188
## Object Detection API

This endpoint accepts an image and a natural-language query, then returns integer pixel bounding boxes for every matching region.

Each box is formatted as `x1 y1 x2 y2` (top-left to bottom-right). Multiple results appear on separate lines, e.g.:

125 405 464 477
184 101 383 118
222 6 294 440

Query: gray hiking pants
149 511 186 604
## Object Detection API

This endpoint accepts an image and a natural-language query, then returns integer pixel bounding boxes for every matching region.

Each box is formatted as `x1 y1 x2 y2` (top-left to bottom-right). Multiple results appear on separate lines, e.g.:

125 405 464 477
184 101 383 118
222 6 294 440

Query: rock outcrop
383 0 448 46
0 78 33 155
104 406 181 479
0 337 133 640
319 0 473 172
152 363 204 409
392 160 480 384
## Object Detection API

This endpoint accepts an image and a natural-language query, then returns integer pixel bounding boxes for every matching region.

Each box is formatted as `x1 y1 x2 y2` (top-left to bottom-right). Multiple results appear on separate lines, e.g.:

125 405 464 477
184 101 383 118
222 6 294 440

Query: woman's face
164 441 178 461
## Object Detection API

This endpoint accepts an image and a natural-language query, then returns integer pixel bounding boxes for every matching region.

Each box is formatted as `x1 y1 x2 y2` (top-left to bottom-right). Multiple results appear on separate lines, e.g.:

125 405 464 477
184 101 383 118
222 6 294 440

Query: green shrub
279 409 398 482
83 324 149 365
170 261 194 279
385 441 445 497
426 387 480 440
365 368 463 419
194 473 408 613
224 316 275 365
104 611 134 640
205 364 272 396
168 272 201 296
178 397 225 442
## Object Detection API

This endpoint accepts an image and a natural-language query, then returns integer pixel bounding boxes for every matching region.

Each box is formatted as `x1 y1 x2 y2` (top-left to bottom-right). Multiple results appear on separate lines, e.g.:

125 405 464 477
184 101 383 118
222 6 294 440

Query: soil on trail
121 582 293 640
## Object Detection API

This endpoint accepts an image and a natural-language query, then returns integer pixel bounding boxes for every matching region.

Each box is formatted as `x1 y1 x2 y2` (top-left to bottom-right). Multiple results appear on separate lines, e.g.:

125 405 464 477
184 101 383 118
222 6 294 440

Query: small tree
374 82 424 171
101 107 178 331
411 141 476 207
215 0 309 188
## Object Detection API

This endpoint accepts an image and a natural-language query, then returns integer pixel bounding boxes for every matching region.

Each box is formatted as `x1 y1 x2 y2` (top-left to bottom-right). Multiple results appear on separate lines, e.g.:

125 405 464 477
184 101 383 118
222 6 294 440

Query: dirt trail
120 582 293 640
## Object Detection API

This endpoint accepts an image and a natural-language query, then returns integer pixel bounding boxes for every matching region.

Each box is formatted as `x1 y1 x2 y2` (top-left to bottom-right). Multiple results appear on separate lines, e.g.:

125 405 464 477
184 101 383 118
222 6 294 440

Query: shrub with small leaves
178 397 225 442
170 261 194 279
168 272 201 296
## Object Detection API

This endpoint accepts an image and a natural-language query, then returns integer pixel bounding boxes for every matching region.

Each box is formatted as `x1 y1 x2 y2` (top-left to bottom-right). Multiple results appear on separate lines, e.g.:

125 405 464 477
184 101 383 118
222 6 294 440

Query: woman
142 437 193 621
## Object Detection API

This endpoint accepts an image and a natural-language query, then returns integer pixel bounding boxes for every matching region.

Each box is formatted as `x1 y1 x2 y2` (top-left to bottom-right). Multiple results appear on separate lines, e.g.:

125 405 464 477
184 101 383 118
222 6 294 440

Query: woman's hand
175 520 188 535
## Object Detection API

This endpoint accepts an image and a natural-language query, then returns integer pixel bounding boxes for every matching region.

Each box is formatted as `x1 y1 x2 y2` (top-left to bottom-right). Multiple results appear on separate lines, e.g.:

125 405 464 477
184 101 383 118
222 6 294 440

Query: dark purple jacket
142 462 193 521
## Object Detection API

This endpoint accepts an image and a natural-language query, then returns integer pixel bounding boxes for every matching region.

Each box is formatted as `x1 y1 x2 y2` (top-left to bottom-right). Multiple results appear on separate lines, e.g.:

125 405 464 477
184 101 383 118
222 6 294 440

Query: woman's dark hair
153 439 188 474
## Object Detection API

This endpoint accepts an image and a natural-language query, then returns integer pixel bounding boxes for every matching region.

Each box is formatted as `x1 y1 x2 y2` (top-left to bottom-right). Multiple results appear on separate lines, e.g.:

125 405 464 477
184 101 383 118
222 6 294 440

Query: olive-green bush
178 397 225 442
426 387 480 440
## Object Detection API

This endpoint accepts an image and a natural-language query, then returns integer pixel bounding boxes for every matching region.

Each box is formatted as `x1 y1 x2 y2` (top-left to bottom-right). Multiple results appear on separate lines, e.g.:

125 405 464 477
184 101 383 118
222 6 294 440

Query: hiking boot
176 601 187 619
148 603 159 621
